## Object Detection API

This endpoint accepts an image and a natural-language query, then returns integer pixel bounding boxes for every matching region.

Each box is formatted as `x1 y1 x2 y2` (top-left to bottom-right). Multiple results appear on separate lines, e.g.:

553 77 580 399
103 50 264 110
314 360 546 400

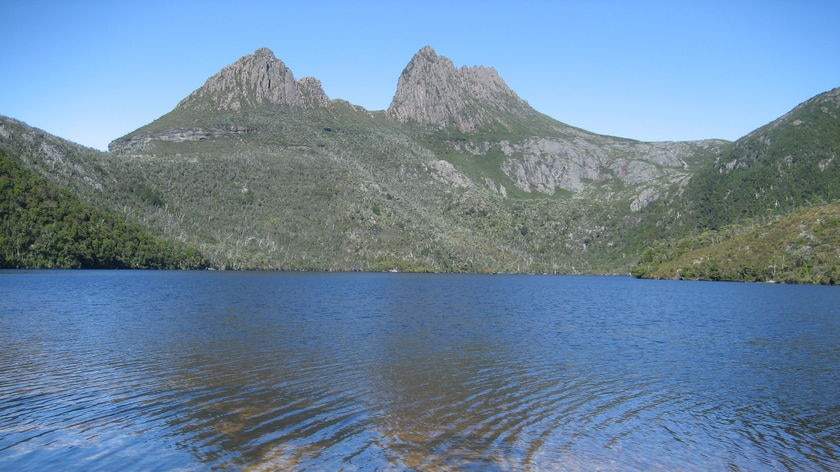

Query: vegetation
1 79 836 280
630 88 840 283
631 203 840 284
0 150 207 269
684 89 840 231
73 104 646 273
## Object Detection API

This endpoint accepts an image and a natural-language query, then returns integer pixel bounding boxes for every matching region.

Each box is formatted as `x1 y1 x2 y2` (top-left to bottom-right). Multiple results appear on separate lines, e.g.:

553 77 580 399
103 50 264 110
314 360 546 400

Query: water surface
1 271 838 470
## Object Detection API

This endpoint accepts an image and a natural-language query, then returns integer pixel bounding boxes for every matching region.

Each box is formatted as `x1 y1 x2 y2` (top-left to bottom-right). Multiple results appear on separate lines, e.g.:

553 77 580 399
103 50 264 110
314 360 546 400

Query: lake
0 271 838 471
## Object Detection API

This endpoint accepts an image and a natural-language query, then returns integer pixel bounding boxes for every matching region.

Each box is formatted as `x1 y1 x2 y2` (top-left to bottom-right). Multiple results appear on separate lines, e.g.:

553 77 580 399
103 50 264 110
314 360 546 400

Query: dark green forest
0 150 207 269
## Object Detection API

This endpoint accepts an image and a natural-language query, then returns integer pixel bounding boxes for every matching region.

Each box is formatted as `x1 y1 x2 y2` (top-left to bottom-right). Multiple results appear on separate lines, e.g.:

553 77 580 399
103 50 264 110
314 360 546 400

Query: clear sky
2 0 839 150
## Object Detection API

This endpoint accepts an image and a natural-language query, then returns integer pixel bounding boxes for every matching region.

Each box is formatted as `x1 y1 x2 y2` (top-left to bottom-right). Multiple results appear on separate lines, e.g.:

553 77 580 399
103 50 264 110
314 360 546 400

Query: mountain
2 47 837 278
108 47 332 153
387 47 727 201
631 87 840 282
176 47 330 112
99 47 729 271
683 87 840 229
386 46 541 133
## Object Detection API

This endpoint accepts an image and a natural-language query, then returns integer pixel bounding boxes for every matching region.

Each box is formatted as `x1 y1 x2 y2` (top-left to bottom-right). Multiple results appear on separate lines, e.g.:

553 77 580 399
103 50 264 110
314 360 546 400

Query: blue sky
2 0 839 150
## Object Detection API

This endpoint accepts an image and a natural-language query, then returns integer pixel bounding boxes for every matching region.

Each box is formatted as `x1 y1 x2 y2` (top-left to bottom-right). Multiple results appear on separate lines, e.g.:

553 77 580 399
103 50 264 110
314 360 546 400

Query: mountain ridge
109 47 725 201
3 47 837 279
109 47 720 151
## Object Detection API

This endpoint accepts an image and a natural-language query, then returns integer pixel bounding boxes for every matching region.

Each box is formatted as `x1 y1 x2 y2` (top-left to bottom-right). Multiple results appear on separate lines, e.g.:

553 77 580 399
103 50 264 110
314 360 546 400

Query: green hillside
1 49 837 280
685 87 840 229
631 203 840 284
101 104 642 272
88 48 729 272
0 149 206 269
631 88 840 283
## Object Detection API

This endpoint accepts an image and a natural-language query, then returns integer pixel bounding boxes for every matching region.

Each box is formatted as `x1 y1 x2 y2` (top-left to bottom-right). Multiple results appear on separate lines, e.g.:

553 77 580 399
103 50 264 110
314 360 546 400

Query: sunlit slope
100 47 722 271
7 48 837 276
632 203 840 284
0 148 206 269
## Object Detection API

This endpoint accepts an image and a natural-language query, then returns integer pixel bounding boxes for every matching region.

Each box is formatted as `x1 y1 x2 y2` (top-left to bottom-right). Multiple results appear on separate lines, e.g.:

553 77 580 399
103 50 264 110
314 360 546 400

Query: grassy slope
684 88 840 230
3 87 836 277
631 202 840 284
0 104 728 274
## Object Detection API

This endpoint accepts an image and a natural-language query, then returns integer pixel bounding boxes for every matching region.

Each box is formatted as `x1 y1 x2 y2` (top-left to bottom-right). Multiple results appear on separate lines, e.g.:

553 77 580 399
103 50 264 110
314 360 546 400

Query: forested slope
0 150 206 269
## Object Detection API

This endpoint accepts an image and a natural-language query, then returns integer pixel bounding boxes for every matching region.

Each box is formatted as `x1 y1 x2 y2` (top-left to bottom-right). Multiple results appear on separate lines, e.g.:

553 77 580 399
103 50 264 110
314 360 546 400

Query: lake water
0 271 838 471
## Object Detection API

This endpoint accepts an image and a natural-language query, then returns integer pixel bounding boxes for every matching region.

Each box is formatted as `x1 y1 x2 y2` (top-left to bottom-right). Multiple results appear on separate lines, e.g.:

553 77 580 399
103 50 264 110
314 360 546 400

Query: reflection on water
1 271 839 471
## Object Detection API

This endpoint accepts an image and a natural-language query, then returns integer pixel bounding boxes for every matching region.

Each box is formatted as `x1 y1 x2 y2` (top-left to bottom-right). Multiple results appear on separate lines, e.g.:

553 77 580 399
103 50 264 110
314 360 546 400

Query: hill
96 47 723 272
630 87 840 282
684 87 840 230
2 47 837 278
0 147 206 269
631 203 840 284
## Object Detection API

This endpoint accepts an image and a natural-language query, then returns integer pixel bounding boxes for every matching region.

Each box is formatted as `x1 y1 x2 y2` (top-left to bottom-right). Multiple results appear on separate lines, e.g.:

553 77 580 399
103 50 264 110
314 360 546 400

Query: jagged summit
386 46 539 132
109 48 333 152
176 47 330 112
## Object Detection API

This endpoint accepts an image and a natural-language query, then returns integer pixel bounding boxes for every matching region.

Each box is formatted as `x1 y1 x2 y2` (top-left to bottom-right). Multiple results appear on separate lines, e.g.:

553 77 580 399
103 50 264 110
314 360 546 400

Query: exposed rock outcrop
447 133 724 197
387 46 537 132
176 48 330 112
297 76 330 108
109 48 331 153
108 126 256 153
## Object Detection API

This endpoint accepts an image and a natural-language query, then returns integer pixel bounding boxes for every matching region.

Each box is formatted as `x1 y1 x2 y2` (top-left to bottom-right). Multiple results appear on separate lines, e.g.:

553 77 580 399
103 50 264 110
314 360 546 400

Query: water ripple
1 272 839 471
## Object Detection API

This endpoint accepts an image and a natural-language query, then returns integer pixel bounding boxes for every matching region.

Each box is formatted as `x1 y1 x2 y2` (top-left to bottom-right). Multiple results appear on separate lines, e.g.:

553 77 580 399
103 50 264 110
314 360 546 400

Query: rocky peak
176 48 329 112
297 76 330 108
386 46 535 132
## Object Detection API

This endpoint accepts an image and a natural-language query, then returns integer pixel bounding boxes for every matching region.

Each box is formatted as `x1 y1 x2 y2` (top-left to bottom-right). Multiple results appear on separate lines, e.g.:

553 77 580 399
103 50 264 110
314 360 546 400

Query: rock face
108 125 256 152
387 46 536 132
176 48 330 112
297 76 330 109
498 138 717 196
448 135 723 197
382 46 729 206
108 45 726 214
